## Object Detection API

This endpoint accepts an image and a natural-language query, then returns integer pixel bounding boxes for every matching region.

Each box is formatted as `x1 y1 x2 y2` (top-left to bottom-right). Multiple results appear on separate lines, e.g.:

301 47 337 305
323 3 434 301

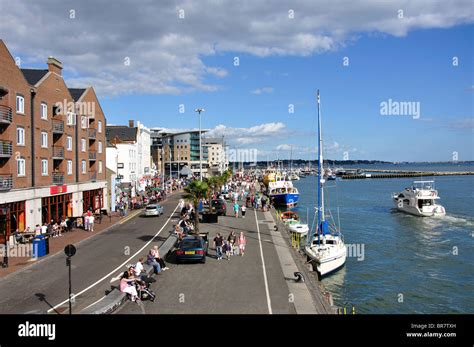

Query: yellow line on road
119 209 142 224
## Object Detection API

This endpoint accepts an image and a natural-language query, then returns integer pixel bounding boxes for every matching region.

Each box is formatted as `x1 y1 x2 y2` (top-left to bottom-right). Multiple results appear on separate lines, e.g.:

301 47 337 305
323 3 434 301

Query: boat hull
271 193 299 206
305 243 347 277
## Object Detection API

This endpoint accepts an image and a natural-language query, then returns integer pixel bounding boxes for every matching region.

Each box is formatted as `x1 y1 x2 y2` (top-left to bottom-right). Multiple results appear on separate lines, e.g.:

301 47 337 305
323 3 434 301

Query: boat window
403 199 410 205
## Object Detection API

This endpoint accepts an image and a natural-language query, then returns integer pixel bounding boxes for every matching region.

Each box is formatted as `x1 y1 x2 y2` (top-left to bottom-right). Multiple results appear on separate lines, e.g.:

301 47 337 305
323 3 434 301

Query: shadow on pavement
35 293 61 314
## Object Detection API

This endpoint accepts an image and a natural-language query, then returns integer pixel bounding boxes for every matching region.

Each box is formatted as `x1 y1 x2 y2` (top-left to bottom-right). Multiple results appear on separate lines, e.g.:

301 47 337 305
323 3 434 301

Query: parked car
211 199 227 216
176 235 208 264
219 191 230 200
144 204 164 217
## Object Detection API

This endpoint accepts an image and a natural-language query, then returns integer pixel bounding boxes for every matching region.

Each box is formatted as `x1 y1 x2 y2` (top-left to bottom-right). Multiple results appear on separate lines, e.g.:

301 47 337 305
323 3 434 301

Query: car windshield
181 240 202 250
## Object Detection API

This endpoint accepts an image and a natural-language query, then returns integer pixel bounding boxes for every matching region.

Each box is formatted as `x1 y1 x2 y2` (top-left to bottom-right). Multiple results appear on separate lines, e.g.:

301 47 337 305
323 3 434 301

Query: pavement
0 193 182 314
117 202 324 314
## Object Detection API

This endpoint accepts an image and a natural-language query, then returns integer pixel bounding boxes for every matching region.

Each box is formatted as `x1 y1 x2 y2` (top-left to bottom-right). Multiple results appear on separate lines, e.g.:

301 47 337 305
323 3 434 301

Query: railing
52 119 64 134
87 128 97 139
52 146 65 159
0 174 13 190
0 140 13 157
0 105 13 124
88 151 97 160
52 172 64 185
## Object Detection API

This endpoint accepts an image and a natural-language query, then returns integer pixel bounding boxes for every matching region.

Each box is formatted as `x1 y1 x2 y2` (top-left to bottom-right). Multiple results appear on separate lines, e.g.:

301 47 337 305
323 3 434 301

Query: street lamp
194 108 205 181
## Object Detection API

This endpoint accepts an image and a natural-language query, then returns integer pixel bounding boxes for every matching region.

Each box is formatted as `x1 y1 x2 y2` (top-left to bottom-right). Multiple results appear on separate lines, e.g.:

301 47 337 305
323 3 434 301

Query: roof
68 88 87 102
106 126 137 142
20 69 49 85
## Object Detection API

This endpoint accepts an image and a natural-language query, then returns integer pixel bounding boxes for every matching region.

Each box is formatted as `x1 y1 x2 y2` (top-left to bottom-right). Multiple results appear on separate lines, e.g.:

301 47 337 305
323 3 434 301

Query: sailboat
305 90 347 277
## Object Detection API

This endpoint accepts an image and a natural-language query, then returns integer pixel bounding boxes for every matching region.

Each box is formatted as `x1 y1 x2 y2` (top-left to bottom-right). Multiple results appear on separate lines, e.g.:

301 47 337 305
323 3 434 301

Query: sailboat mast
317 90 325 245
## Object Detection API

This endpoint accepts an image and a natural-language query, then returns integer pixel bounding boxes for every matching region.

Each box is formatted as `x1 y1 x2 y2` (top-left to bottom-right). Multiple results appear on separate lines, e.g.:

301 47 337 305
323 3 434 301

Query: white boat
304 90 347 277
289 173 300 181
288 223 309 236
393 180 446 217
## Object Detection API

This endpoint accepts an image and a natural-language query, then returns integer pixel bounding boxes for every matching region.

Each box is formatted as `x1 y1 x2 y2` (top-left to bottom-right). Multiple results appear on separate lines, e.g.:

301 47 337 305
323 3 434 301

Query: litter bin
32 235 46 257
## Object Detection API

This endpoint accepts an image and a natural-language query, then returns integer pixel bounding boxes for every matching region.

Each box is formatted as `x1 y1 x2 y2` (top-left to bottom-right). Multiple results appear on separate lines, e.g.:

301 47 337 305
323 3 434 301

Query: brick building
0 40 107 243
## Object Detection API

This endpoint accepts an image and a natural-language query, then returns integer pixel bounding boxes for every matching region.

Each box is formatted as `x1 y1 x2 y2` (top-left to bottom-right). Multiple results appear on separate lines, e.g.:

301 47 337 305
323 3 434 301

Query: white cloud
251 87 274 95
207 122 287 146
1 0 472 96
276 144 292 151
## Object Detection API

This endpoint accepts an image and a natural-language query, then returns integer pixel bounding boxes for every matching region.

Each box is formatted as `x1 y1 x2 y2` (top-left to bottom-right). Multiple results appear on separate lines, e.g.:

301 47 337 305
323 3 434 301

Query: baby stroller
135 280 156 302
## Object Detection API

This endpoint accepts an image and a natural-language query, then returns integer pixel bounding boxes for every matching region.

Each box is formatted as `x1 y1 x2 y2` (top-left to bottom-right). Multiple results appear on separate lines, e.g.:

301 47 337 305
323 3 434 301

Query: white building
106 120 152 193
203 137 229 175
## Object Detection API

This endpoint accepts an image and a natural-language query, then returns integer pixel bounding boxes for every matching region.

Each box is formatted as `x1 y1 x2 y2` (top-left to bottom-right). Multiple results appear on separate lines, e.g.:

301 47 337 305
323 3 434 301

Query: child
241 205 246 218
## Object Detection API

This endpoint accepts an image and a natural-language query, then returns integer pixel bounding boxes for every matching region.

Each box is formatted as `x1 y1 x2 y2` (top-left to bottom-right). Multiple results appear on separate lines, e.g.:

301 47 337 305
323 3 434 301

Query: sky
1 0 473 162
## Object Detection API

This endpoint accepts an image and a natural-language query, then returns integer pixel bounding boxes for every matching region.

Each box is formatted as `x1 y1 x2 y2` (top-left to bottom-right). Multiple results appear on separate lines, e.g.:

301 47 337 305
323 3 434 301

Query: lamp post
194 108 205 181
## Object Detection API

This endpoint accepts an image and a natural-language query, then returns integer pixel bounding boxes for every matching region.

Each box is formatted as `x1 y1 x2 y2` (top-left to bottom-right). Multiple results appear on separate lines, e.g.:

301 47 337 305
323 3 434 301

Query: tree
183 180 208 232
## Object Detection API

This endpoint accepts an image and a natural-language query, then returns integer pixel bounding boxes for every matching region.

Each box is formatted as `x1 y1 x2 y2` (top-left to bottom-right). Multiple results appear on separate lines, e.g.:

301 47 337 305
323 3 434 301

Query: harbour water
291 163 474 314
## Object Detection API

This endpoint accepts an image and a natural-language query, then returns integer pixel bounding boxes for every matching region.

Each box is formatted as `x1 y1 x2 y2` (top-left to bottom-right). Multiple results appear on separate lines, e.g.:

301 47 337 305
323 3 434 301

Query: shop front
0 201 26 243
83 188 103 213
41 192 73 224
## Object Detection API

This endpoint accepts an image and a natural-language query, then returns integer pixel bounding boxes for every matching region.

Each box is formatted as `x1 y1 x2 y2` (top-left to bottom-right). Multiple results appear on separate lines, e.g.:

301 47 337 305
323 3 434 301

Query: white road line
47 203 180 313
81 295 107 311
254 208 273 314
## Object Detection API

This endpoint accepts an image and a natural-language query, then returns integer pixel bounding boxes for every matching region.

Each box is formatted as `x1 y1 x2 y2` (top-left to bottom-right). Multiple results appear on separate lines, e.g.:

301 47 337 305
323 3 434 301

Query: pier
341 170 474 180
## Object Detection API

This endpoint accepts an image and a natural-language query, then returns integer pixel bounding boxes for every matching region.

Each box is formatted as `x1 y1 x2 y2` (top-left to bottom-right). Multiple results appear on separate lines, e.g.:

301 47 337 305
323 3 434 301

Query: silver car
145 204 164 217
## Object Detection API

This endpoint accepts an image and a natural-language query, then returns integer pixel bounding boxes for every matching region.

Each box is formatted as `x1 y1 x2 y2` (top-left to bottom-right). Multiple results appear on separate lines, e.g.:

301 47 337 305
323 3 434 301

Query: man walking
213 233 224 260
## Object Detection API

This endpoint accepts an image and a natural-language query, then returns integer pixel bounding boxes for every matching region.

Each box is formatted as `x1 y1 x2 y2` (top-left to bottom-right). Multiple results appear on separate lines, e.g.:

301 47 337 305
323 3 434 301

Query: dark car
211 199 227 216
176 236 208 264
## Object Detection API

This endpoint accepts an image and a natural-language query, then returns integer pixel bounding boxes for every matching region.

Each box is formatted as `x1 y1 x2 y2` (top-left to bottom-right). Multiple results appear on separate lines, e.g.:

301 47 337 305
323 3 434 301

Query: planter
202 213 218 223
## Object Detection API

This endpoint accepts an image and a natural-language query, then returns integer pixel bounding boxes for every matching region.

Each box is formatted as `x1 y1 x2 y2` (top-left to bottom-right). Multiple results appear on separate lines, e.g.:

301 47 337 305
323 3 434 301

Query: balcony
87 128 97 139
89 171 97 181
0 105 13 125
88 151 97 161
52 146 64 160
0 174 13 190
52 120 64 134
52 172 64 185
0 140 13 158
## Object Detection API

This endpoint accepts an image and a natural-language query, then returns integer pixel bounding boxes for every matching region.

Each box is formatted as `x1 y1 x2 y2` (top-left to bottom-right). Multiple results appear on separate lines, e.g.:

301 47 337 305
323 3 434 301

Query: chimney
47 56 63 75
129 120 134 128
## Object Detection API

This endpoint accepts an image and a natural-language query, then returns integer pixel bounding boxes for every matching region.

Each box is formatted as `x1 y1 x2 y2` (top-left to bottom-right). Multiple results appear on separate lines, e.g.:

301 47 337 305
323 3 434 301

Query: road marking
254 208 273 314
81 295 107 311
119 209 142 224
47 203 180 313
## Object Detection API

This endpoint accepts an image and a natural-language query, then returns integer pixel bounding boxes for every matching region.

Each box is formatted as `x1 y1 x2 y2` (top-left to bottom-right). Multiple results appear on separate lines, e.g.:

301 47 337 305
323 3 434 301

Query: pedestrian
223 240 231 260
152 245 169 271
89 214 94 232
241 205 246 218
213 232 224 260
146 250 161 274
238 232 247 256
233 202 239 218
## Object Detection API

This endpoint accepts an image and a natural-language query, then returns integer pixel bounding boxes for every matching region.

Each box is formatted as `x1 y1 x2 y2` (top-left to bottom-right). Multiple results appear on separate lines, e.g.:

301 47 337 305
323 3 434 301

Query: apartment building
161 130 209 178
203 137 229 175
0 40 107 243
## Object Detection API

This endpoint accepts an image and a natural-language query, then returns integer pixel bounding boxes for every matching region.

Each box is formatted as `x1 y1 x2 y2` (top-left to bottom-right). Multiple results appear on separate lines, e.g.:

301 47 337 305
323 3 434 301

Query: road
117 204 299 314
0 193 182 314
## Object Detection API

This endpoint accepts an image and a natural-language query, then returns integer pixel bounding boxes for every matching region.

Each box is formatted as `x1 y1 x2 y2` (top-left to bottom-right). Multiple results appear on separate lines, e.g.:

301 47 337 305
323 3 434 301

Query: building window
98 141 102 154
81 138 86 152
16 95 25 114
67 112 76 125
41 159 48 176
81 116 88 129
67 136 73 151
17 158 26 177
82 160 86 174
16 127 25 146
40 102 48 120
98 120 102 133
67 160 73 175
99 161 103 173
41 131 48 148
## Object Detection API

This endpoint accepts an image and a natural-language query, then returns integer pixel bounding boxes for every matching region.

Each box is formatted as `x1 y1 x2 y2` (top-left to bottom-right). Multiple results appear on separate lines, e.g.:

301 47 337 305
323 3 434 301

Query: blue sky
1 0 473 161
